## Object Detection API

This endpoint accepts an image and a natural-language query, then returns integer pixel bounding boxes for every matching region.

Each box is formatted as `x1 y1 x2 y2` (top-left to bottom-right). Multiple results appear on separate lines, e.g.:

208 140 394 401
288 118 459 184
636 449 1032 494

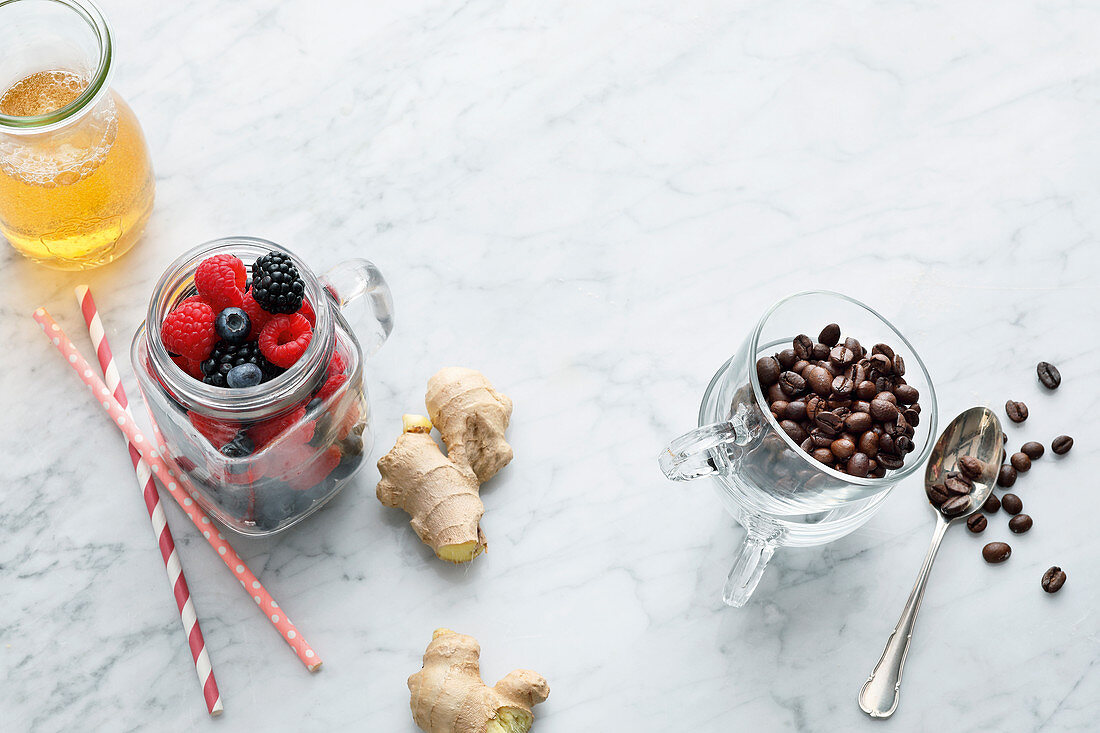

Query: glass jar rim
0 0 114 133
142 236 336 420
741 289 939 488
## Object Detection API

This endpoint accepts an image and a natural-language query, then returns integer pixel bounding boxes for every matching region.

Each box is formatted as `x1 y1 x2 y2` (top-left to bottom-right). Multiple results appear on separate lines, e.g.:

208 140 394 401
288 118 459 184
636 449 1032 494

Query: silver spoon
858 406 1003 718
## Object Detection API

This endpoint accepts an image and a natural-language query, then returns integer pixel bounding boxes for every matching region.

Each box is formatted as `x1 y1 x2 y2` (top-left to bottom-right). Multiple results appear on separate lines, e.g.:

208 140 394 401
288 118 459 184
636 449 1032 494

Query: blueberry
226 363 263 388
220 432 254 459
214 307 250 344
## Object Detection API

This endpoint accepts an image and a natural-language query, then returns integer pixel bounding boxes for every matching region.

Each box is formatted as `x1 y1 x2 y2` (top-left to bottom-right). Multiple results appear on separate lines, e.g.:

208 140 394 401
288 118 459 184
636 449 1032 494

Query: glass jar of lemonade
0 0 155 270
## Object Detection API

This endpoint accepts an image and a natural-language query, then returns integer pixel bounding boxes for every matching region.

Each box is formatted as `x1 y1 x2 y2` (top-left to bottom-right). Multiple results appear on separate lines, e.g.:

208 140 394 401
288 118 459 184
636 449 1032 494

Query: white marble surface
2 0 1099 730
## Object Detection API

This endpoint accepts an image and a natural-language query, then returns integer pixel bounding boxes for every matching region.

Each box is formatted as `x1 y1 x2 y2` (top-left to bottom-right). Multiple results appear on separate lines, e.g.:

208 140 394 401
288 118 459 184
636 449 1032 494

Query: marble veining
2 0 1098 731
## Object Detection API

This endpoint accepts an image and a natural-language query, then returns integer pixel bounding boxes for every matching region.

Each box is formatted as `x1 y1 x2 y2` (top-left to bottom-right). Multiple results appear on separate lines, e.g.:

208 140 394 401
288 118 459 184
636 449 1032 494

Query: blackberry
250 251 305 314
201 340 284 387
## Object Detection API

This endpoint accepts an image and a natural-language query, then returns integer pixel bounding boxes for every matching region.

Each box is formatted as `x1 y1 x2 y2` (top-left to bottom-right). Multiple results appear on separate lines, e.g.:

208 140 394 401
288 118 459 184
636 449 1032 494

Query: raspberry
171 354 204 380
258 314 312 368
195 254 247 310
297 299 315 326
251 251 305 314
162 300 218 361
241 290 271 339
328 351 346 375
249 405 314 449
188 411 238 448
314 372 348 402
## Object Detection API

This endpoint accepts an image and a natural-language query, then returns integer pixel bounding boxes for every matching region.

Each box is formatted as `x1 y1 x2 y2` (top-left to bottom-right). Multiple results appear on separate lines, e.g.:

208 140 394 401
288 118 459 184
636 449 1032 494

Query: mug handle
321 259 394 359
658 420 745 481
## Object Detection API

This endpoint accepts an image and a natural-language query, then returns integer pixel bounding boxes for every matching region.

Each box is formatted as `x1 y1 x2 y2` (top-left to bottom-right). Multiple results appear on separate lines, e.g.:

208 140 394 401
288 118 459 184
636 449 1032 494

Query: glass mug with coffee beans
660 291 938 607
0 0 155 270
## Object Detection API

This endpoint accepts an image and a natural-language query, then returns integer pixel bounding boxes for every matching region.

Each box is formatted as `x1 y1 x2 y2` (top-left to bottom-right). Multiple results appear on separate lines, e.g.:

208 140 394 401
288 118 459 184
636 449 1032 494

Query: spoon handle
858 517 950 718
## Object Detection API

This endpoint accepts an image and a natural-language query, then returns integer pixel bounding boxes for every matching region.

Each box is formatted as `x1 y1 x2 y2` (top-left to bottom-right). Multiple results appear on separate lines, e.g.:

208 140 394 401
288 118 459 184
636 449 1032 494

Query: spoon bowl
858 406 1003 718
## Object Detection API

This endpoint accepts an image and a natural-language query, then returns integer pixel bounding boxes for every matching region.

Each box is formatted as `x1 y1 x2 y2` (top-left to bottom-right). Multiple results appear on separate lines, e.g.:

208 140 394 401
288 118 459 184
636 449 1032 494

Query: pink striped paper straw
33 307 323 672
74 286 222 715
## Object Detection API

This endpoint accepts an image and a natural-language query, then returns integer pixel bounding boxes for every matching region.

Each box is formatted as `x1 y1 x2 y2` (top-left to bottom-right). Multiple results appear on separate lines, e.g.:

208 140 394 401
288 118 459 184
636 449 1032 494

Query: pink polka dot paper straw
33 307 322 673
74 286 223 715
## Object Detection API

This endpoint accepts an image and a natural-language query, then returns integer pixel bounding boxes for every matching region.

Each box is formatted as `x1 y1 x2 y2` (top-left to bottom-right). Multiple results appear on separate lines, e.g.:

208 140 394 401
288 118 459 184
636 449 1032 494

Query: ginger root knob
377 369 512 563
409 629 549 733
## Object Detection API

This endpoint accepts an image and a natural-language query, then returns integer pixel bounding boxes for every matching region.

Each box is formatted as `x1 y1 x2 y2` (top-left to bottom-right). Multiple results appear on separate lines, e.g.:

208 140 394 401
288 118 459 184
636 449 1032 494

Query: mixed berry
160 250 314 386
156 251 363 531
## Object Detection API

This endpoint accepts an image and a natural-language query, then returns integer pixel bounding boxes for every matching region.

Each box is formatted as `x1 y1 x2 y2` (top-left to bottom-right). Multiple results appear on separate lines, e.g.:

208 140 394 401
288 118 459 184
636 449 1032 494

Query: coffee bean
927 482 948 506
858 430 879 456
785 400 808 421
878 453 904 470
902 408 919 427
812 448 834 464
847 452 870 477
800 437 814 454
806 366 833 397
843 337 862 356
1005 400 1028 423
982 542 1012 563
818 323 841 347
945 476 972 495
855 380 877 400
852 400 871 414
895 435 914 454
879 433 894 454
1036 361 1061 390
805 396 825 420
871 343 895 359
812 343 830 361
756 356 781 386
793 359 810 374
830 437 856 460
892 354 905 376
958 455 984 480
810 429 833 448
997 464 1017 488
894 384 919 405
829 345 854 366
777 348 797 368
1051 435 1073 455
1009 514 1033 534
874 391 897 405
845 412 872 433
779 371 807 397
815 411 844 436
767 383 786 403
793 334 815 360
1010 452 1031 472
832 375 855 396
982 493 1000 513
1001 493 1023 515
870 399 899 422
1041 566 1066 593
941 495 970 516
967 513 987 533
847 363 867 384
869 353 893 375
1021 441 1044 460
780 420 807 443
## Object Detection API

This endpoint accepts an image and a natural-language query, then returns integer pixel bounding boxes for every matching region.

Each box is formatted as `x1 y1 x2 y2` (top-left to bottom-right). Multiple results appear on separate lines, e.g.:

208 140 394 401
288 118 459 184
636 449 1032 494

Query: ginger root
409 629 549 733
377 368 513 563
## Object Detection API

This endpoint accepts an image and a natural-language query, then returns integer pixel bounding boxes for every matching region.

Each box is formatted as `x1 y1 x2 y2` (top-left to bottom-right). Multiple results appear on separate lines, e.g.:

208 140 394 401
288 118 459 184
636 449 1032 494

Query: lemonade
0 70 155 269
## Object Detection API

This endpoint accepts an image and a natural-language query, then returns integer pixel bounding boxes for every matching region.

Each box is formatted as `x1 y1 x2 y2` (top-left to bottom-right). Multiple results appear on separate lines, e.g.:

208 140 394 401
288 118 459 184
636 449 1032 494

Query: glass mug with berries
660 292 937 606
131 237 393 535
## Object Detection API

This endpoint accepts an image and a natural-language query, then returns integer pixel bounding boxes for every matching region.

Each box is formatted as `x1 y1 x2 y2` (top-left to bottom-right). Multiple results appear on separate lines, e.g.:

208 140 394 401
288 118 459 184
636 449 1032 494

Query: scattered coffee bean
1020 441 1044 460
871 343 894 359
892 354 905 376
941 495 970 517
756 356 781 386
818 323 841 347
966 513 987 533
1001 493 1023 515
1041 566 1066 593
982 541 1012 563
958 455 984 481
1036 361 1061 390
1010 452 1031 472
793 334 815 360
1051 435 1073 455
997 464 1017 488
982 493 1000 513
1005 400 1028 423
1008 514 1033 534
